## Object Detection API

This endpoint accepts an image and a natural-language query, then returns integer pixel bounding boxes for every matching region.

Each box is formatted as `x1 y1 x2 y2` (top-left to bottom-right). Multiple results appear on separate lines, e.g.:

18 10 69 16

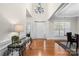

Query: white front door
32 21 48 38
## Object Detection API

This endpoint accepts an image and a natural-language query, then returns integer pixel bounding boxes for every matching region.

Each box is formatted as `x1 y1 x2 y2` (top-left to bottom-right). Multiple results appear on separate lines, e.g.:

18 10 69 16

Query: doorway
32 21 48 39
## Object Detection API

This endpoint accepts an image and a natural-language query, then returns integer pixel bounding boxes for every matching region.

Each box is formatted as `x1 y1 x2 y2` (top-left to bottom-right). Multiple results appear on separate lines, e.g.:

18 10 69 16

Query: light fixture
34 3 44 14
15 24 24 35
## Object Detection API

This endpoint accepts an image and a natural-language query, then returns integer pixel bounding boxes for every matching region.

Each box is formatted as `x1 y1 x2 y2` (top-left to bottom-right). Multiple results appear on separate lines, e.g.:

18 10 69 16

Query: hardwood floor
23 39 71 56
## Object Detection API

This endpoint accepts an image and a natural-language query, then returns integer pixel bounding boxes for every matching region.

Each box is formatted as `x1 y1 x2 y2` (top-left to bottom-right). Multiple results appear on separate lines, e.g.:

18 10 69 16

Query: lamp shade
15 24 23 32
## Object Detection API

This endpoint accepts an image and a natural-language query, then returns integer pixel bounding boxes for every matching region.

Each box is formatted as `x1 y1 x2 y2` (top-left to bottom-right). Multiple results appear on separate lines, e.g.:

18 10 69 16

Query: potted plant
11 35 20 46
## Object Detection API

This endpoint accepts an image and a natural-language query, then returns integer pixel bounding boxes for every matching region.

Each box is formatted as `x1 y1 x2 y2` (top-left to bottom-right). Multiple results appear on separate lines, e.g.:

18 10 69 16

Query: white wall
76 17 79 34
0 14 12 41
48 17 78 39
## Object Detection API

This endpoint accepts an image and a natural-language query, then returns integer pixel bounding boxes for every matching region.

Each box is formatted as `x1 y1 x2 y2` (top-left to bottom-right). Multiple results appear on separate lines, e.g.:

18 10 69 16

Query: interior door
33 21 48 38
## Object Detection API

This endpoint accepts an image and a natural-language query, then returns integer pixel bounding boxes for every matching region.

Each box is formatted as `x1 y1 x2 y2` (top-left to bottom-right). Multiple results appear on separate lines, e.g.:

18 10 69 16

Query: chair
26 33 30 37
75 34 79 54
26 33 32 49
66 32 76 48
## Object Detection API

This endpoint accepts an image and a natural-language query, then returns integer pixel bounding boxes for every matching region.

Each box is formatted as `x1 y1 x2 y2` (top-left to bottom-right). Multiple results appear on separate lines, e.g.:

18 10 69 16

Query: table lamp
15 24 24 35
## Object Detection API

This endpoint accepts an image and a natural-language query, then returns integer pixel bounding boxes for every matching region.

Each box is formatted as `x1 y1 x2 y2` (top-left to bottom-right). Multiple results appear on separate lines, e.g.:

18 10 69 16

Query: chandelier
34 3 44 14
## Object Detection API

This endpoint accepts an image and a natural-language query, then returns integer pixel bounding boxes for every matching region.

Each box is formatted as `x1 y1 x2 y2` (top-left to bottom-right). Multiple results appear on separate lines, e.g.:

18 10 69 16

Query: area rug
56 41 79 56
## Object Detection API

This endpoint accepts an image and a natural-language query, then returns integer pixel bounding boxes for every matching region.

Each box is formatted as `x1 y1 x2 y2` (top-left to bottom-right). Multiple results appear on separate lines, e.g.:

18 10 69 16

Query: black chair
26 33 32 49
74 34 79 54
26 33 32 43
66 32 76 48
26 33 30 37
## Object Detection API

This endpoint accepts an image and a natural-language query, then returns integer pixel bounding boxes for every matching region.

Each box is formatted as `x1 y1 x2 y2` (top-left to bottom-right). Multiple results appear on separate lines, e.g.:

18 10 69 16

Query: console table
7 37 31 56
